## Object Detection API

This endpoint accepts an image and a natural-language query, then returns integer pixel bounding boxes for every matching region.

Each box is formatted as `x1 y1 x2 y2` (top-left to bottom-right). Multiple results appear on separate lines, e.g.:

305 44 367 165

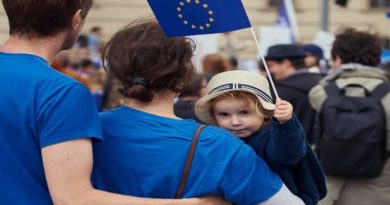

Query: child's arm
266 98 307 165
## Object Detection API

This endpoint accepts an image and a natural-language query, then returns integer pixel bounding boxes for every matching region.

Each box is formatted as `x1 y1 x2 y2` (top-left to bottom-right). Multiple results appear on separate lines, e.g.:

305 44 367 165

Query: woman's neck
124 90 180 119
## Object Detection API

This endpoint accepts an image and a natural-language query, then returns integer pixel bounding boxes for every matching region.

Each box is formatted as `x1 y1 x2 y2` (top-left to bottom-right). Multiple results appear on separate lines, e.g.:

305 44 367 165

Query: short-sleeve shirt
92 106 282 205
0 52 102 204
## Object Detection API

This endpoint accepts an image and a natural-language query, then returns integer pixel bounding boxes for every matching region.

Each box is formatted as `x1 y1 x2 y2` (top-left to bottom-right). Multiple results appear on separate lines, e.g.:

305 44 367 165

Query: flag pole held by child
250 28 279 98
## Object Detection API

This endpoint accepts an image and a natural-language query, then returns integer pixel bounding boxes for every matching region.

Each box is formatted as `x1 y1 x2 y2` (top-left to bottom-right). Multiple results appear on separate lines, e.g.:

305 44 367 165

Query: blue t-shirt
0 52 102 204
92 106 282 205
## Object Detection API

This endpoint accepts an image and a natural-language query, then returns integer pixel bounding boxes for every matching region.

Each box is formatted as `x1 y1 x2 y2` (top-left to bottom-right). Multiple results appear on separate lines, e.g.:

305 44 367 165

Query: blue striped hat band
208 83 273 103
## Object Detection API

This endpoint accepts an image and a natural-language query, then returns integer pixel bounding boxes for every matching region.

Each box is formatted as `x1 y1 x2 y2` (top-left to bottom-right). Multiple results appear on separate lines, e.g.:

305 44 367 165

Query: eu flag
147 0 251 37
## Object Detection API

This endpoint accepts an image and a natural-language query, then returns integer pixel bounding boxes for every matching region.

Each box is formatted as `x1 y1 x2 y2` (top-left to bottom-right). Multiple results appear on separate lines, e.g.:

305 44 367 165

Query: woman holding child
92 18 306 205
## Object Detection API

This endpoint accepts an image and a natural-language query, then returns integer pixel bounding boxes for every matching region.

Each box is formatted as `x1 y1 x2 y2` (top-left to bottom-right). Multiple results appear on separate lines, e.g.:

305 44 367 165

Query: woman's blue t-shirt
92 106 282 205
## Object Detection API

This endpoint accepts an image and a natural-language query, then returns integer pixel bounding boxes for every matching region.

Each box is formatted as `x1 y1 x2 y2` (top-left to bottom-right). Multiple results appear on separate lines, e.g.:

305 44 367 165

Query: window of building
370 0 390 7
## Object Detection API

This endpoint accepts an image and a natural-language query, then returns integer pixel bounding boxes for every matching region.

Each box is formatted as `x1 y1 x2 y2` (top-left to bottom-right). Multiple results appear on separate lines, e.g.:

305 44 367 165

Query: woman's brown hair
102 19 196 102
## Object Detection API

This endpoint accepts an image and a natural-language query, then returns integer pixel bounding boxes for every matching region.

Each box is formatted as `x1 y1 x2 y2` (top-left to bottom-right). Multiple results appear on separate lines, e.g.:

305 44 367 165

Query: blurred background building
1 0 389 58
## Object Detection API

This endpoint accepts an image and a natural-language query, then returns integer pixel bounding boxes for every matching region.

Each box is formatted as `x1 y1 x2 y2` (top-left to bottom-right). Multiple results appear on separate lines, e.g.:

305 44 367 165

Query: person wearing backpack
309 28 390 205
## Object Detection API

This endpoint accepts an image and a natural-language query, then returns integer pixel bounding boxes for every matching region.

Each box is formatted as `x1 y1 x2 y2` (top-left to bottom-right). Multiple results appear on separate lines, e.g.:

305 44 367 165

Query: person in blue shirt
92 18 305 205
194 70 327 205
0 0 227 204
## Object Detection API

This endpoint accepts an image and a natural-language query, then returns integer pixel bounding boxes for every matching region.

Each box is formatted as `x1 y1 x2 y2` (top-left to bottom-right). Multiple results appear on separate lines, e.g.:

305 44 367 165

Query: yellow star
177 7 182 12
208 10 213 15
203 3 208 8
183 20 188 24
191 25 196 29
206 23 210 27
186 0 191 3
199 26 204 30
179 2 184 6
178 14 183 18
195 0 200 4
209 17 214 22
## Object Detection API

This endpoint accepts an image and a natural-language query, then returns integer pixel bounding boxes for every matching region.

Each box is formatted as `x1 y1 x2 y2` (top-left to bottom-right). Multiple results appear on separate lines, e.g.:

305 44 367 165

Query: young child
195 70 327 205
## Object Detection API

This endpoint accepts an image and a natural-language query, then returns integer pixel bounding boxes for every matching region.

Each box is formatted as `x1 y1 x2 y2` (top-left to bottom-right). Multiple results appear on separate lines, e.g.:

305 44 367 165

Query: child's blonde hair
210 91 274 127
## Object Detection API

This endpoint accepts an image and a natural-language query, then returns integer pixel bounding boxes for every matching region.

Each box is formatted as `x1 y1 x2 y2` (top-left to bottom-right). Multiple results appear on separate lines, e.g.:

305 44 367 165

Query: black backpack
316 82 390 178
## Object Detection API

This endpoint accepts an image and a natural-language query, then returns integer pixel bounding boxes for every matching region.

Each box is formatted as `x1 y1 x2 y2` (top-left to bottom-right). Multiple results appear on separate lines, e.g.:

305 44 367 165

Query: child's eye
239 110 250 115
217 112 230 117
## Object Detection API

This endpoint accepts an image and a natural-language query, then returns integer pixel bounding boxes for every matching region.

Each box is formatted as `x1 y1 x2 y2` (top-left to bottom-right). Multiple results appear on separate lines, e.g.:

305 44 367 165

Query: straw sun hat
194 70 275 125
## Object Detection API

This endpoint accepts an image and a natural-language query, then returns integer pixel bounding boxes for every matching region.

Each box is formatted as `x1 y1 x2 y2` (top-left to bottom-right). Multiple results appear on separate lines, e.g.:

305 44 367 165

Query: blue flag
147 0 251 37
275 1 290 28
275 0 299 42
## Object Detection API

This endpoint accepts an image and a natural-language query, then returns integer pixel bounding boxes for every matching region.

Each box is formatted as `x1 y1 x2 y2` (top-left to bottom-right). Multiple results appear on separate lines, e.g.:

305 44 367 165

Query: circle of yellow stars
177 0 214 31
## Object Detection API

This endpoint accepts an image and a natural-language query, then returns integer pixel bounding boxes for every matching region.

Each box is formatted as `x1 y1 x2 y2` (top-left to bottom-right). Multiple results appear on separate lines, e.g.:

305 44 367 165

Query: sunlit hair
102 18 196 102
210 91 274 127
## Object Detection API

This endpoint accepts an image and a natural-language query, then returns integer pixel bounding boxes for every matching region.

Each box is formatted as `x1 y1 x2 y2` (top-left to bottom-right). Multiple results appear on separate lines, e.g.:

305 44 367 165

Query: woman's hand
273 98 293 123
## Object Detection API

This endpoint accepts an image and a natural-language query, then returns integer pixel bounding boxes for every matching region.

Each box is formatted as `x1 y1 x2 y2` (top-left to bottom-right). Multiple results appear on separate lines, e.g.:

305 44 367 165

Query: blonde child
195 70 327 205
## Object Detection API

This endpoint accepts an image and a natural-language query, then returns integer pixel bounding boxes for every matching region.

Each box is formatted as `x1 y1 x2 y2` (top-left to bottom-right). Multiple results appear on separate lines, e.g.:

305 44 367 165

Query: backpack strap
323 82 341 96
370 82 390 100
371 82 390 159
175 124 206 199
317 83 340 143
325 82 383 97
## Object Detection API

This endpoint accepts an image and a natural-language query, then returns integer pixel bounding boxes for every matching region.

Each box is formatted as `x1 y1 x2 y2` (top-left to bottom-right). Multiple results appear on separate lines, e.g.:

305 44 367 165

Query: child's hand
274 98 293 123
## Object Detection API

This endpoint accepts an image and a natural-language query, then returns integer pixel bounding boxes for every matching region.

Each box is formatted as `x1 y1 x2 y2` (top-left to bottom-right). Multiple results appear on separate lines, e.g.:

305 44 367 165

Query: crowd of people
1 0 390 205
